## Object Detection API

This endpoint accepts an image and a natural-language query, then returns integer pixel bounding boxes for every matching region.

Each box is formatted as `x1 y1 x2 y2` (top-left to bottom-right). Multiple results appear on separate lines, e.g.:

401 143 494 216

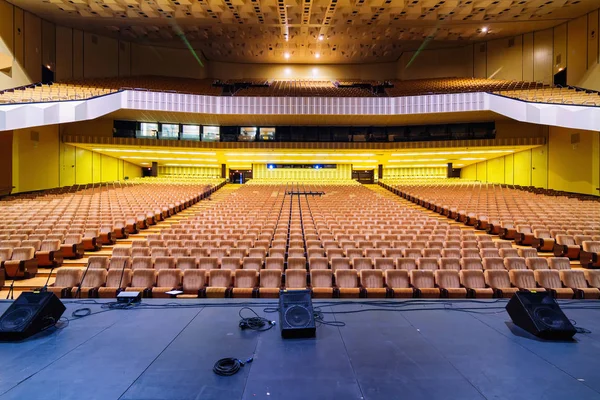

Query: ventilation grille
30 131 39 142
508 38 515 48
571 133 580 145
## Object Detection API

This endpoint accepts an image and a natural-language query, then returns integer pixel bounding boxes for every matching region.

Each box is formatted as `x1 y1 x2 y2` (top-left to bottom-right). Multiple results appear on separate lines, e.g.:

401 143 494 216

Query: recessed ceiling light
318 35 324 41
315 53 320 58
481 27 488 33
284 52 290 59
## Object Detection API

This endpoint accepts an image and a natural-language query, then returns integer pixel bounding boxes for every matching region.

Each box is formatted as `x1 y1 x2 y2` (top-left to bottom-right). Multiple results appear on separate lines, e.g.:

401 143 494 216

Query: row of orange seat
49 266 600 300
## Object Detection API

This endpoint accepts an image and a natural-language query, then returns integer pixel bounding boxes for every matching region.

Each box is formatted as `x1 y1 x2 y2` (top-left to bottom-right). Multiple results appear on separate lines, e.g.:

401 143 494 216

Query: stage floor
1 298 600 400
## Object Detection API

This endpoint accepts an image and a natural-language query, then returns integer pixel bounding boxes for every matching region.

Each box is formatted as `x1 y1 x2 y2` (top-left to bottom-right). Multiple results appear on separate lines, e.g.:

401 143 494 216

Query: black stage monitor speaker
0 292 66 341
279 290 316 339
506 291 576 340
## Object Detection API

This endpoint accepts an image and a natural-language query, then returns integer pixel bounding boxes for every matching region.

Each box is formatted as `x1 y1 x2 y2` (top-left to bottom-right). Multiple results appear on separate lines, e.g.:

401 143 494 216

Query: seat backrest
11 247 34 261
434 270 461 289
504 257 527 270
106 269 132 288
525 257 549 271
221 257 242 271
132 256 153 270
556 234 575 246
81 268 107 288
131 240 148 248
21 240 41 251
374 258 395 271
0 248 12 262
480 249 500 258
88 256 109 269
385 270 409 288
353 257 373 271
112 246 132 257
517 248 538 258
548 257 570 270
198 257 219 270
484 270 512 288
309 257 328 270
54 268 83 287
131 269 157 287
286 269 307 289
410 270 435 289
533 270 562 289
310 270 332 288
397 258 417 271
265 257 284 271
584 270 600 289
209 269 232 287
242 257 263 271
40 239 61 252
132 247 151 257
560 270 589 289
499 248 519 258
439 258 460 271
234 270 257 288
156 269 182 287
582 241 600 253
459 270 487 289
335 269 358 288
461 257 483 270
177 257 197 270
509 269 537 288
331 257 350 272
360 269 384 288
183 269 205 292
260 270 282 288
417 257 438 271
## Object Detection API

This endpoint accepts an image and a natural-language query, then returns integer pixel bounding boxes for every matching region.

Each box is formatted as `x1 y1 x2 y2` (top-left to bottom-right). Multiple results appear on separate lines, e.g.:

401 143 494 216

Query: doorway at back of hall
229 169 252 184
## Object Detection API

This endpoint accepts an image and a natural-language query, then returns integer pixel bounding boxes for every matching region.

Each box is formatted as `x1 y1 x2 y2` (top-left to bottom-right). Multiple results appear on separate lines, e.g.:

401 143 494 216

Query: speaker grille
0 307 35 332
285 305 311 328
533 307 572 330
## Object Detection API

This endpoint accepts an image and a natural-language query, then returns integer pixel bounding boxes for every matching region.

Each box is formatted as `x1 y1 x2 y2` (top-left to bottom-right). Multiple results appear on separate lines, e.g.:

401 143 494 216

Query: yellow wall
11 123 141 193
548 127 600 196
384 167 446 179
0 0 30 90
459 146 547 189
209 60 397 80
398 46 473 80
159 166 220 177
131 44 208 79
487 37 523 81
533 29 554 84
253 164 352 180
568 16 588 85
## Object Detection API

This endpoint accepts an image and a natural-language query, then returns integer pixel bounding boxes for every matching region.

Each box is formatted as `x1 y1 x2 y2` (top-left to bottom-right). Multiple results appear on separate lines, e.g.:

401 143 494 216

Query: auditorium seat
311 269 334 298
206 269 232 298
559 270 600 299
534 270 574 299
360 270 386 298
221 257 242 271
36 240 63 268
232 270 258 298
397 258 417 271
132 247 151 257
484 270 519 298
498 248 519 258
48 268 83 298
509 270 545 292
580 241 600 268
439 258 460 271
410 270 440 298
126 269 157 298
309 257 328 270
286 269 307 290
288 257 307 270
61 234 84 259
553 235 581 259
198 257 219 270
504 257 527 270
259 270 282 298
384 270 413 298
176 257 197 270
335 269 360 298
87 256 109 270
517 248 538 259
112 246 132 257
132 256 153 270
109 256 131 270
98 269 133 298
374 258 395 271
177 270 206 298
548 257 571 270
583 270 600 291
525 257 549 271
353 257 373 272
152 269 183 298
460 258 483 270
459 270 494 298
434 270 467 298
331 257 350 272
3 247 37 279
265 257 284 271
242 257 263 271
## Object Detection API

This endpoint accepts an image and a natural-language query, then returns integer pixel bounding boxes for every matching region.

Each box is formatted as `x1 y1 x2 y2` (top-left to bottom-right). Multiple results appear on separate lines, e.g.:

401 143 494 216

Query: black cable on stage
213 357 253 376
238 307 275 331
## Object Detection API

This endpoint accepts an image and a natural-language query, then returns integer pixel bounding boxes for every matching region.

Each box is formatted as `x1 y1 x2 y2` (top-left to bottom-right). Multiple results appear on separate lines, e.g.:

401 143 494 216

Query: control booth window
259 127 275 141
181 125 200 141
139 122 159 139
160 124 179 140
239 127 257 142
202 126 220 142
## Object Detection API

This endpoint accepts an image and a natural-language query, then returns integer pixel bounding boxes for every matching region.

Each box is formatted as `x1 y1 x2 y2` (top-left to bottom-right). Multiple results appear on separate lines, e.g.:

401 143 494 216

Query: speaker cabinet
506 292 576 340
0 292 66 341
279 290 316 339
